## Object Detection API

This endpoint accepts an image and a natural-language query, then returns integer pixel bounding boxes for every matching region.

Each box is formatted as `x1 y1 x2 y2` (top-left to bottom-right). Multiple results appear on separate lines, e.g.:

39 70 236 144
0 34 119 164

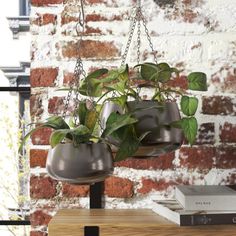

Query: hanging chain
141 11 158 64
62 0 86 124
121 0 158 65
121 10 137 66
136 0 141 64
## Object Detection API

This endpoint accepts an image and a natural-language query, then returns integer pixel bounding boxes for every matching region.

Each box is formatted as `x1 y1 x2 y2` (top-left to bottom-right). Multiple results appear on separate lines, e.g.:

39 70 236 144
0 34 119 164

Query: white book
175 185 236 211
152 200 236 226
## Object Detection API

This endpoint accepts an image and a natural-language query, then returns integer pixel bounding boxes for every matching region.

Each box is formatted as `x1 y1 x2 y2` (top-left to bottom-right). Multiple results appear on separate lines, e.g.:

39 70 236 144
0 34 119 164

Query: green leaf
85 109 98 132
180 117 198 145
187 72 207 91
156 63 171 83
137 63 159 81
50 129 70 148
79 78 103 97
19 116 69 152
78 101 87 125
105 79 127 94
79 68 108 97
102 112 138 137
114 127 140 162
71 125 91 144
86 68 108 80
108 95 127 107
180 96 198 116
45 116 70 129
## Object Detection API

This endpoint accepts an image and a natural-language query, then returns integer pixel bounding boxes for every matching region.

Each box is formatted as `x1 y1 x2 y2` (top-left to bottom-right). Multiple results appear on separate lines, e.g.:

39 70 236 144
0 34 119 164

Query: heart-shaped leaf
180 96 198 116
180 117 198 145
102 112 138 137
187 72 207 91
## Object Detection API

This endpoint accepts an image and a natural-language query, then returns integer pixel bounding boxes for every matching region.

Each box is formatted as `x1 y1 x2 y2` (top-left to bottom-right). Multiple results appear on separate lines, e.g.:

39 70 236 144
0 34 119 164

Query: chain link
121 12 137 66
141 11 158 64
62 0 86 124
120 0 158 65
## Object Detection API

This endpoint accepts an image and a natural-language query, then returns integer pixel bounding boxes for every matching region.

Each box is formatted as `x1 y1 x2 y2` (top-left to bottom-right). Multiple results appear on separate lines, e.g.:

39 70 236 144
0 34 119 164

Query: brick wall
29 0 236 235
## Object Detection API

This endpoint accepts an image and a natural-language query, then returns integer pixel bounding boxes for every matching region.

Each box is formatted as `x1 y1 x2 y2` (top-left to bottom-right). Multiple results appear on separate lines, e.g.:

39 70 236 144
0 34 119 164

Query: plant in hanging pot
78 62 207 161
20 100 114 184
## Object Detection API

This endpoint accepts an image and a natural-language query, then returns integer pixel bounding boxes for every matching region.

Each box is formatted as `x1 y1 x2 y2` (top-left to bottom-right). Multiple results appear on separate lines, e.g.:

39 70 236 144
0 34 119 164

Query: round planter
127 100 183 146
101 100 183 157
46 143 114 184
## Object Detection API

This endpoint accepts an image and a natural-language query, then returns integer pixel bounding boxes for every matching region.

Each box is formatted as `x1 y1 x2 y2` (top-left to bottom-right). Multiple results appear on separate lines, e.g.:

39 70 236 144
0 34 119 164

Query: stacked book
152 185 236 226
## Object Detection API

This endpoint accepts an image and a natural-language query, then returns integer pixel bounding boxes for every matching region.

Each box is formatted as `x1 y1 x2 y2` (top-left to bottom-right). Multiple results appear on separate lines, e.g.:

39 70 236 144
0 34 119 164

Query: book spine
185 196 236 211
180 213 236 226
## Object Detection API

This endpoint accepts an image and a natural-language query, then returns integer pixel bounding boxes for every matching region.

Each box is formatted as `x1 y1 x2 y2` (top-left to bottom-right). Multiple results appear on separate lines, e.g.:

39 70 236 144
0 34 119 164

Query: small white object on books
152 199 236 226
175 185 236 211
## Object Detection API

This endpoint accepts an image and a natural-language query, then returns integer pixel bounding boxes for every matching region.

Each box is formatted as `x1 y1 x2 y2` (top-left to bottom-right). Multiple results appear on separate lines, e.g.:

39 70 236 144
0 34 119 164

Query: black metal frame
0 87 30 92
0 85 30 226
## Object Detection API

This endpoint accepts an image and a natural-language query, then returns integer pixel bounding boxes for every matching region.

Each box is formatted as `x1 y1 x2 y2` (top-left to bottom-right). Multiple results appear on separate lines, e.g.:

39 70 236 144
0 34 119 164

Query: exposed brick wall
30 0 236 233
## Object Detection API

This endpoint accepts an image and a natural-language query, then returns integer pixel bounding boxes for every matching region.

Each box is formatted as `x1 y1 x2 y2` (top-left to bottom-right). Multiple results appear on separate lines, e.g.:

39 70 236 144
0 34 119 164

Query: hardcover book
152 200 236 226
175 185 236 211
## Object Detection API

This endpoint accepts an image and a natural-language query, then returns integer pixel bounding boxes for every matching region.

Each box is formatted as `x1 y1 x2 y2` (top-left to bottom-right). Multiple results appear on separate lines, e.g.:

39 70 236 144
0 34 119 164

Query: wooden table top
48 209 236 236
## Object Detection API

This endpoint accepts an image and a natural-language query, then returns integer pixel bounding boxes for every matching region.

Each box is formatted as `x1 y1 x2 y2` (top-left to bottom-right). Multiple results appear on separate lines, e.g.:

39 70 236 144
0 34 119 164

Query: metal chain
121 12 137 66
137 0 141 65
121 0 158 65
62 0 86 124
141 11 158 64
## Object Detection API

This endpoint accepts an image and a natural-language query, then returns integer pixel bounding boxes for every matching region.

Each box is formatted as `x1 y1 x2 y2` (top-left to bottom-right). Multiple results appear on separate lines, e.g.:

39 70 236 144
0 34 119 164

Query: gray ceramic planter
127 101 183 145
46 143 113 184
101 100 183 156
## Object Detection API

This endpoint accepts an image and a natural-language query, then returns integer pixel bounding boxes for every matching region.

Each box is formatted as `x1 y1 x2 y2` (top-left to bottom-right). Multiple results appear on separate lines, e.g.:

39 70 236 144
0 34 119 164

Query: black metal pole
89 181 104 209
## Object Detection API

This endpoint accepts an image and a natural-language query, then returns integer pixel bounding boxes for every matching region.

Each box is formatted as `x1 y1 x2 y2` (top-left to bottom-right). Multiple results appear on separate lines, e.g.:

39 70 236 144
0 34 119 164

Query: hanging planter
75 1 208 161
100 100 183 156
46 143 113 184
20 100 114 184
126 100 183 145
79 61 207 161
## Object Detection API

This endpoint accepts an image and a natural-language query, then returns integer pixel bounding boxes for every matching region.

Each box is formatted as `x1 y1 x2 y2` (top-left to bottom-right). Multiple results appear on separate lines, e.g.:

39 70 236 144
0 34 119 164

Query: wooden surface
48 209 236 236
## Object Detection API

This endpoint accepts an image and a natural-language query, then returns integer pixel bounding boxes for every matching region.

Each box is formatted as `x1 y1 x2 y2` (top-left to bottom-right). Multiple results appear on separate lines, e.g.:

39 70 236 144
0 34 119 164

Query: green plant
20 101 101 150
19 100 137 161
79 62 207 159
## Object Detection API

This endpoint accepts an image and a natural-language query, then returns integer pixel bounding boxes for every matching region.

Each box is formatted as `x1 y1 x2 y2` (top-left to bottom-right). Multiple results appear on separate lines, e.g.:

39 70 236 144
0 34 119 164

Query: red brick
48 96 65 114
61 15 79 25
220 122 236 143
31 68 58 87
61 40 119 59
137 178 188 194
31 0 63 6
30 210 52 227
211 66 236 93
30 94 44 118
167 75 188 90
84 26 102 35
223 72 236 93
31 127 52 145
30 176 57 199
202 96 234 115
85 14 122 22
104 176 133 198
62 183 89 197
63 71 74 85
182 9 198 23
216 146 236 169
32 13 57 26
179 146 216 169
196 123 215 144
30 231 47 236
30 149 48 168
115 152 175 170
84 0 106 4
